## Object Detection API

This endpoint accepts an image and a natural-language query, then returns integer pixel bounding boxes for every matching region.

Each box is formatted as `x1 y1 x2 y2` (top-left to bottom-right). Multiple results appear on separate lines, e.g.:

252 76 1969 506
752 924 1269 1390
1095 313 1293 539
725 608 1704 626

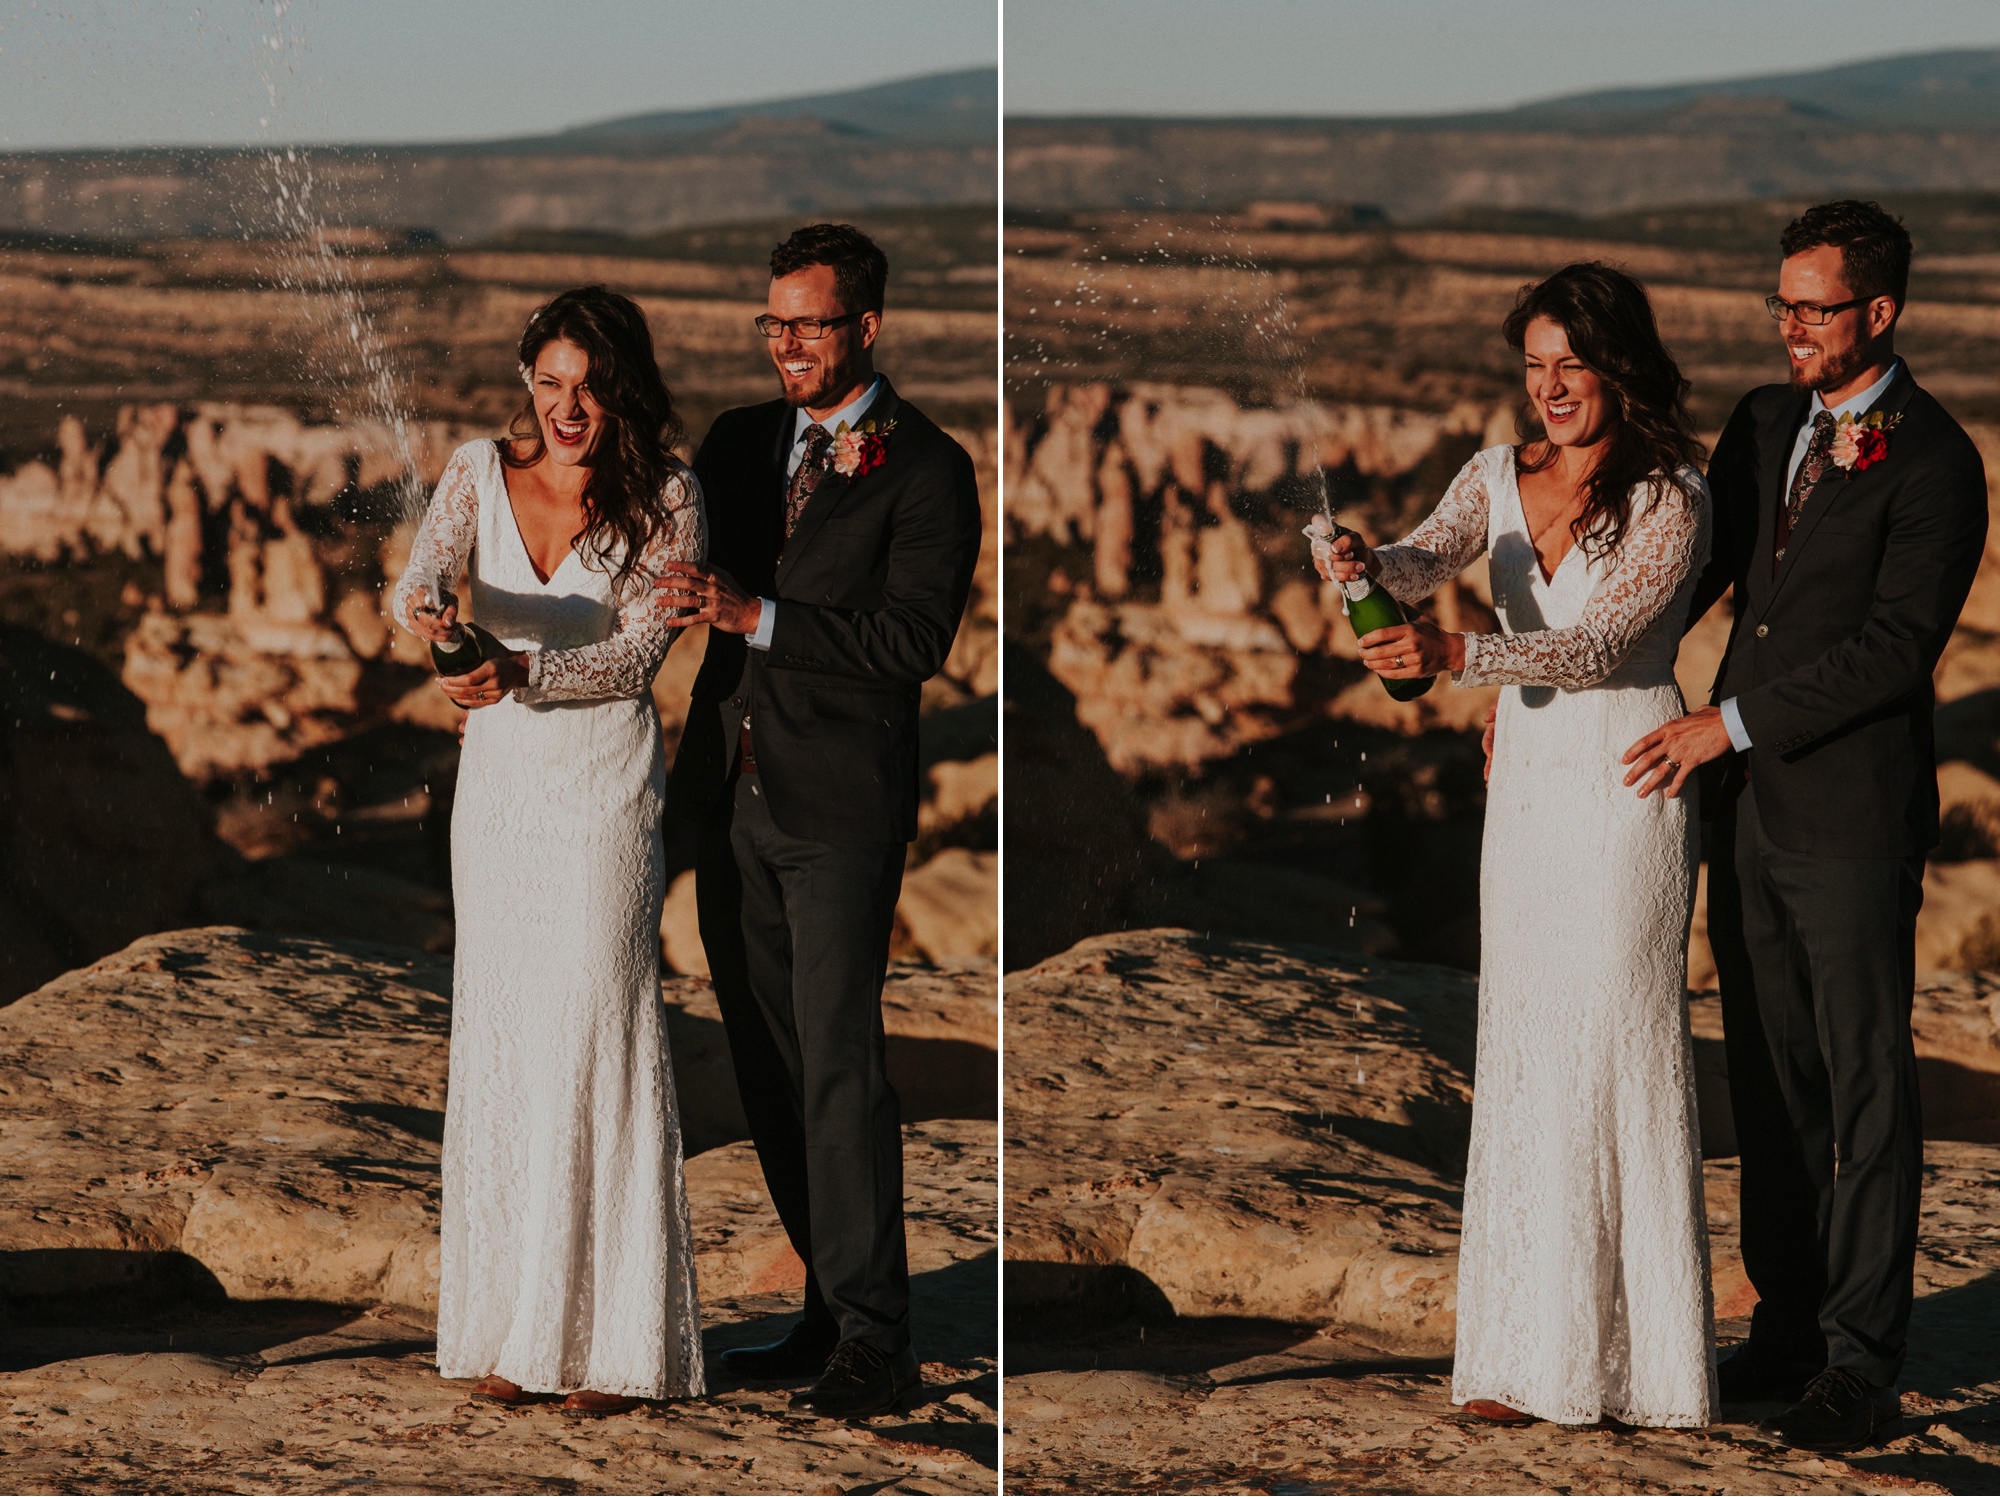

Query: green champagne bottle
431 625 484 678
1326 521 1435 702
423 575 484 677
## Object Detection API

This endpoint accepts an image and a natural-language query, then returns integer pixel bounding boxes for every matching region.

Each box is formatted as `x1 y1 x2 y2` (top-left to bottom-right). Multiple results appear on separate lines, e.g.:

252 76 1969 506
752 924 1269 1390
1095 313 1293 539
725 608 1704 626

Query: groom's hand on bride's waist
656 561 762 636
1622 707 1731 800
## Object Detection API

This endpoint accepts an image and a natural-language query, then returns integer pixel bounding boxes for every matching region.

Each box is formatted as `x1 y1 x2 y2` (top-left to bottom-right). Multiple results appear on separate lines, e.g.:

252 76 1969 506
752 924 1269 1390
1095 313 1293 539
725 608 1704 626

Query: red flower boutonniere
1830 410 1901 475
832 417 896 479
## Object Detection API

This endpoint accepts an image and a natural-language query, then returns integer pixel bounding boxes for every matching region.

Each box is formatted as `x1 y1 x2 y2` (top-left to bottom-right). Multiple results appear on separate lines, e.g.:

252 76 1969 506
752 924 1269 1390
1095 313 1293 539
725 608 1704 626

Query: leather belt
736 716 758 776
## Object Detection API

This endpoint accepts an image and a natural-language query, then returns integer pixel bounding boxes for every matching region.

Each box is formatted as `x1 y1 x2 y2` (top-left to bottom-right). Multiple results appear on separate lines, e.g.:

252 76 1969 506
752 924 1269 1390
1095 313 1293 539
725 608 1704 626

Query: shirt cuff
1720 696 1752 752
748 599 776 651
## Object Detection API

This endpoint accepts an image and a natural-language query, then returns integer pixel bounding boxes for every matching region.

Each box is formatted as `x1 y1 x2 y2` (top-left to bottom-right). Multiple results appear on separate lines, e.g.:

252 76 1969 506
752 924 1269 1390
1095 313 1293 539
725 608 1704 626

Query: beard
1790 333 1873 394
776 347 862 409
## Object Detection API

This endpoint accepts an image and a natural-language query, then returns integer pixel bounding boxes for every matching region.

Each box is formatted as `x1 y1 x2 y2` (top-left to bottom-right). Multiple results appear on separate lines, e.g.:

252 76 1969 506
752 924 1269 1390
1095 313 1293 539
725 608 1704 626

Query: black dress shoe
1770 1367 1901 1451
789 1340 921 1419
720 1322 837 1381
1717 1345 1823 1403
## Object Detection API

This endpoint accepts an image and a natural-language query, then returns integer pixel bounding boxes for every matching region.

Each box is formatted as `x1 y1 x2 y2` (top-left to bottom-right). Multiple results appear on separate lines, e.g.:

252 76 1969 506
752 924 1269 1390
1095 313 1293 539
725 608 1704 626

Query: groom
659 223 982 1417
1628 201 1987 1451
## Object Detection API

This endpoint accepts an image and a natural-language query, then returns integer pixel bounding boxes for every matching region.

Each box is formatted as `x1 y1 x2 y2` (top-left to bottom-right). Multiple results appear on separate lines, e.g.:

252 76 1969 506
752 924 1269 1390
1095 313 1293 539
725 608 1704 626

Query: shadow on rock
1004 1315 1332 1381
0 1249 378 1374
665 989 996 1158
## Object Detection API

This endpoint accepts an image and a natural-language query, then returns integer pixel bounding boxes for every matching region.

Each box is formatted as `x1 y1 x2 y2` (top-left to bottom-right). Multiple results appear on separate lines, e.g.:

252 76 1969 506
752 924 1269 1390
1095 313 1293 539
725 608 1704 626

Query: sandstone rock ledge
1005 929 1476 1350
0 928 996 1494
1005 929 2000 1494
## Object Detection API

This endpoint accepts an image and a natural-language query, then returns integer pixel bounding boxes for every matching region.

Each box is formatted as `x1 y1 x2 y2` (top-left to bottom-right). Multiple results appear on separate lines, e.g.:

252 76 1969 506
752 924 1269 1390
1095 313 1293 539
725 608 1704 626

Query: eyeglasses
754 311 864 340
1765 294 1872 326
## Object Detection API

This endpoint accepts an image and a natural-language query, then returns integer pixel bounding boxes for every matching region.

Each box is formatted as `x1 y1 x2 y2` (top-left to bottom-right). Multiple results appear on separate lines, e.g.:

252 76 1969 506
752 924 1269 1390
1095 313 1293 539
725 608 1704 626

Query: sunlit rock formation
1008 383 1510 775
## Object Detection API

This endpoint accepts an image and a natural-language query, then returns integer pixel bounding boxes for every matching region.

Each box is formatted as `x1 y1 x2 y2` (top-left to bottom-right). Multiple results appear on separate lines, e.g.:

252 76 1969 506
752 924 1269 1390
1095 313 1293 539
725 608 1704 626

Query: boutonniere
831 417 896 479
1830 410 1901 475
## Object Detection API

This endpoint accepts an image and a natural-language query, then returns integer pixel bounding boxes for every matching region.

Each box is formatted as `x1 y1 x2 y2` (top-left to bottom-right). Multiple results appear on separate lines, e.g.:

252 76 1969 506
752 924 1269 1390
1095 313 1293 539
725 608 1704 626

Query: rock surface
1005 928 2000 1494
1005 929 1474 1347
659 963 998 1157
0 928 996 1307
0 926 997 1492
0 1120 996 1496
1007 930 2000 1340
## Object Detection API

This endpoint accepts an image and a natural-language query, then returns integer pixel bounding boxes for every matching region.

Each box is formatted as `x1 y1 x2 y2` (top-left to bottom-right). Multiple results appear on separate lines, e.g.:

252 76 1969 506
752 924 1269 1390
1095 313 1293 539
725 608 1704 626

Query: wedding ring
1666 758 1681 770
1394 654 1404 668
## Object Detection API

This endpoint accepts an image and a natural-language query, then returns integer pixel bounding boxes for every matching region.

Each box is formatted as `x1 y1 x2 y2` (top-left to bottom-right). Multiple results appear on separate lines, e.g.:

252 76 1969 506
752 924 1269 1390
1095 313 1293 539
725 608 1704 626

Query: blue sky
1005 0 2000 117
0 0 996 148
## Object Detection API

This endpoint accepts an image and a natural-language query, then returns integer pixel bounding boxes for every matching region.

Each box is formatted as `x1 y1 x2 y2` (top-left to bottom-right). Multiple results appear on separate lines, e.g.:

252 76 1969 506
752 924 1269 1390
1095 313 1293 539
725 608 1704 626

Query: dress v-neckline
495 451 580 588
1507 449 1581 588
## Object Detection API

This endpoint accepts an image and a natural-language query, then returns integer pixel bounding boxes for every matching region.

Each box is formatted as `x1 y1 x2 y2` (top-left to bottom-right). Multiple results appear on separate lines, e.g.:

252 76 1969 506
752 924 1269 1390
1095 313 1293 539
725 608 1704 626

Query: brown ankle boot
561 1389 642 1418
1463 1399 1536 1425
470 1374 556 1407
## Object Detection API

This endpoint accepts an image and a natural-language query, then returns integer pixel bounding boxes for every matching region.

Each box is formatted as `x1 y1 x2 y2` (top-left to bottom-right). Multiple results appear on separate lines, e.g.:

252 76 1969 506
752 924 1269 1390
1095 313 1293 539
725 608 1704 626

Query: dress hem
437 1361 705 1402
1452 1388 1712 1429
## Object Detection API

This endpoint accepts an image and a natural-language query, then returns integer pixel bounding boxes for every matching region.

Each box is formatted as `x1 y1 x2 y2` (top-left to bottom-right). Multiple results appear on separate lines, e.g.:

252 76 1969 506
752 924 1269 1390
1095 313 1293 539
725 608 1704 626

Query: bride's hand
438 628 530 709
408 587 461 644
1357 617 1465 679
1481 703 1496 784
1304 517 1376 584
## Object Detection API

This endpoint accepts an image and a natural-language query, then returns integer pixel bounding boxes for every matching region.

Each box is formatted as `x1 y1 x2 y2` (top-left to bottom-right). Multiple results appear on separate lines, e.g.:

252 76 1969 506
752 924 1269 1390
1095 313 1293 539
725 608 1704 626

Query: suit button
728 696 743 709
1755 624 1769 637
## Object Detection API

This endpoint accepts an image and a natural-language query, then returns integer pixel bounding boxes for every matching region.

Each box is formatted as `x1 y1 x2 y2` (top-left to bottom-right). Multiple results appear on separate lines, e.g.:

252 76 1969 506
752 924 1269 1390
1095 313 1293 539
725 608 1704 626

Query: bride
394 285 707 1415
1312 262 1715 1428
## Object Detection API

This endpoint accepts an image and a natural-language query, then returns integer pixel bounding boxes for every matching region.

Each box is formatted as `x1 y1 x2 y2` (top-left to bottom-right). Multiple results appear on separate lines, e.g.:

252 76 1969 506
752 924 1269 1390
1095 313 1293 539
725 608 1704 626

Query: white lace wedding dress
393 439 707 1399
1373 444 1716 1427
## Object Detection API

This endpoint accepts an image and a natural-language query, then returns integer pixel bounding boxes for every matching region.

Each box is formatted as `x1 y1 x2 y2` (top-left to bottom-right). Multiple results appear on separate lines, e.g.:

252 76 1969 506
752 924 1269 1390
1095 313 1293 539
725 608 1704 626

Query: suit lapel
776 379 902 589
768 401 794 503
1761 365 1915 616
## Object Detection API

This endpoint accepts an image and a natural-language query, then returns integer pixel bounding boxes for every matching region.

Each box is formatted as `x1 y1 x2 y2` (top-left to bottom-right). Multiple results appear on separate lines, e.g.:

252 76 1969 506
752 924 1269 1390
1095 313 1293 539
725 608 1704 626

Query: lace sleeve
1373 453 1493 604
391 444 483 634
518 464 709 704
1457 472 1707 690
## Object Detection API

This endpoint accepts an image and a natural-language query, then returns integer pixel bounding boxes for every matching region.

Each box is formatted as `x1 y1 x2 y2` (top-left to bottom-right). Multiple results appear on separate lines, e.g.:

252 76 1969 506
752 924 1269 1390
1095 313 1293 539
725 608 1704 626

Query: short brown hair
770 223 889 315
1781 199 1913 311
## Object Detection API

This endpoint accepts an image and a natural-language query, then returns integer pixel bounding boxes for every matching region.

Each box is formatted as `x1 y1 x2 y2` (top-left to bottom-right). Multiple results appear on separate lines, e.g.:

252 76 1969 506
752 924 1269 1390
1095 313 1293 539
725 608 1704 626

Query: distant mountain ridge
0 68 996 242
1005 47 2000 220
550 67 995 148
1513 48 2000 130
1008 48 2000 131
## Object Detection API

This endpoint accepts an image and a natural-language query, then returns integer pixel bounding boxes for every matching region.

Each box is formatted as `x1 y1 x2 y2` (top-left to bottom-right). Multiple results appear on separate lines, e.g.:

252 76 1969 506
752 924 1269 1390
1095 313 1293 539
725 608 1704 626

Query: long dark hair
1502 262 1703 559
502 285 685 586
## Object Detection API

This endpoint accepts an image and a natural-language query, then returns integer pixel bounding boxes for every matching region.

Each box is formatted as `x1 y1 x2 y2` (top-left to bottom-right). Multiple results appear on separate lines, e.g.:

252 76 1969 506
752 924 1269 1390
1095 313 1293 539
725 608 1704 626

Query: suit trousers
695 769 912 1353
1708 781 1926 1386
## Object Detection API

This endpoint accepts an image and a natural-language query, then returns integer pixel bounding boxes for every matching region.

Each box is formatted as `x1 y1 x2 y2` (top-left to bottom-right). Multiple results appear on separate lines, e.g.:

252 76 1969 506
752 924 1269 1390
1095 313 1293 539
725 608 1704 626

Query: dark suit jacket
1693 364 1987 857
669 378 982 844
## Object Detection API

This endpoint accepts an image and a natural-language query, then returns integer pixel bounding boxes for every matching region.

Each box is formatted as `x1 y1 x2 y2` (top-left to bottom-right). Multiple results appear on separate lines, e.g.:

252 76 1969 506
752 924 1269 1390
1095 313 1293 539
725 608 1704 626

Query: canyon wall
1004 114 2000 221
0 139 995 245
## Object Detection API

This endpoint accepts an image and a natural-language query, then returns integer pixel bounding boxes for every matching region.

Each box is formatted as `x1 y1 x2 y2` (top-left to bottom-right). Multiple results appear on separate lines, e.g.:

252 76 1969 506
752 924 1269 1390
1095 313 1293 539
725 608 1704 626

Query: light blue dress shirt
1720 360 1902 751
749 376 883 650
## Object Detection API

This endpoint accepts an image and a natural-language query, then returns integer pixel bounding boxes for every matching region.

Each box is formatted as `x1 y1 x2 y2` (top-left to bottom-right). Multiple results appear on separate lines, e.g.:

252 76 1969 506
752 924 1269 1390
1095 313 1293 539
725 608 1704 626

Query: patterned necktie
1775 409 1837 574
784 422 833 543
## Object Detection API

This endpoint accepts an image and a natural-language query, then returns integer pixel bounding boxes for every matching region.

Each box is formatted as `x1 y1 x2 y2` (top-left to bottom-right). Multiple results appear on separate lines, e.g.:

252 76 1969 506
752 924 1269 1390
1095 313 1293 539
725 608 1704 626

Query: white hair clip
519 363 533 387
